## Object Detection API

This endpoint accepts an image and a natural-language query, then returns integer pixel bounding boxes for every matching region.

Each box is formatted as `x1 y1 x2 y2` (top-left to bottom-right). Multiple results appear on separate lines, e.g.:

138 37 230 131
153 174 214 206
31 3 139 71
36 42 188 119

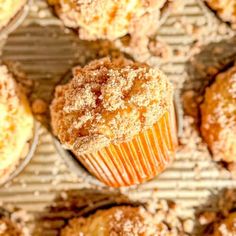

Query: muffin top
198 189 236 236
0 0 27 30
200 64 236 162
0 65 33 175
50 57 173 155
212 212 236 236
205 0 236 28
60 205 183 236
47 0 167 40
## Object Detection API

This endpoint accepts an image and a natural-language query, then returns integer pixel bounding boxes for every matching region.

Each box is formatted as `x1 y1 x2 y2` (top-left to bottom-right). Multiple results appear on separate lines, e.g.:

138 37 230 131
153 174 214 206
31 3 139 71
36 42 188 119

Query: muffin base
76 104 177 187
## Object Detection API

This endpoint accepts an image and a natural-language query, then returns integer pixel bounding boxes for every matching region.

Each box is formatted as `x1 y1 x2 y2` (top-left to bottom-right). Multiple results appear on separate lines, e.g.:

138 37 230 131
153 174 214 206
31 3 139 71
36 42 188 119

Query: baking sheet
0 0 236 235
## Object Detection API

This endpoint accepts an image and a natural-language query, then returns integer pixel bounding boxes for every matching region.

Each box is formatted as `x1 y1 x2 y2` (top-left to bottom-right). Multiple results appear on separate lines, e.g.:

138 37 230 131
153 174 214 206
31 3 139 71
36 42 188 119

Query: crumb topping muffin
0 65 34 178
47 0 168 40
200 64 236 163
60 206 186 236
0 0 27 30
198 189 236 236
0 217 23 236
51 57 173 155
205 0 236 28
212 212 236 236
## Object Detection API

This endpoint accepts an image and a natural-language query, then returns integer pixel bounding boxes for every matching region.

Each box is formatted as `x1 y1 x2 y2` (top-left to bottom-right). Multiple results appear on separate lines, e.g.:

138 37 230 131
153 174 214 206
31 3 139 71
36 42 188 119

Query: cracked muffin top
50 57 173 155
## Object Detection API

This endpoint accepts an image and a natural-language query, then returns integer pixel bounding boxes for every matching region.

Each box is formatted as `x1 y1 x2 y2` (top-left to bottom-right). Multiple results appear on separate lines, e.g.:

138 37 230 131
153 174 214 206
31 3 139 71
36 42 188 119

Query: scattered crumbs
32 99 47 114
148 39 172 59
183 218 194 233
198 211 217 225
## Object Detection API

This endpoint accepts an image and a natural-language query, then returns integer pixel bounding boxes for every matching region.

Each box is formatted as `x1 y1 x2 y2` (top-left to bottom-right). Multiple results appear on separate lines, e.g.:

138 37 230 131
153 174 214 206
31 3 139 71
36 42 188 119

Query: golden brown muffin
0 217 23 236
0 65 34 180
200 64 236 163
211 212 236 236
205 0 236 29
60 206 186 236
198 189 236 236
50 57 177 187
51 57 173 154
0 0 27 30
47 0 168 40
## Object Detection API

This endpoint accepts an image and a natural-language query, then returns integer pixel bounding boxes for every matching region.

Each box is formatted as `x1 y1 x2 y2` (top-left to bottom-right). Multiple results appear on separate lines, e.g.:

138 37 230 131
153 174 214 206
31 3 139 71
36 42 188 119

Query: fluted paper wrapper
2 1 236 235
76 104 177 187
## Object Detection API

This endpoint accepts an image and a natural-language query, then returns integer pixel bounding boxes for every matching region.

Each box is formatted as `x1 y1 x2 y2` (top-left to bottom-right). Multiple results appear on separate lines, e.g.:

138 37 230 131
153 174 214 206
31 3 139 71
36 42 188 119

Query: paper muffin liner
0 0 30 39
76 103 177 187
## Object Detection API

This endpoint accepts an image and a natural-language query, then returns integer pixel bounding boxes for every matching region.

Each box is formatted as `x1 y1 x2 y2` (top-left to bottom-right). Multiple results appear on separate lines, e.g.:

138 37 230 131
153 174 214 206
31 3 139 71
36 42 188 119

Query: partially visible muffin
0 217 23 236
47 0 168 40
212 212 236 236
51 57 173 155
205 0 236 29
198 189 236 236
200 64 236 163
50 57 177 187
0 0 27 30
61 205 187 236
0 65 34 180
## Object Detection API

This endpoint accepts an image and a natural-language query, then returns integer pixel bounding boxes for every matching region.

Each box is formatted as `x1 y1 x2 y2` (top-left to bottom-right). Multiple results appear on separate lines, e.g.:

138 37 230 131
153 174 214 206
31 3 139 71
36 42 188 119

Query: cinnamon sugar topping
47 0 167 40
50 57 173 155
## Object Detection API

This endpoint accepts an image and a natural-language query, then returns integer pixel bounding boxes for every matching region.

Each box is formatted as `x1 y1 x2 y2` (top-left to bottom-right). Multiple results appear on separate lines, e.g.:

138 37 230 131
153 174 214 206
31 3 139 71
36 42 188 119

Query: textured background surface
0 0 236 235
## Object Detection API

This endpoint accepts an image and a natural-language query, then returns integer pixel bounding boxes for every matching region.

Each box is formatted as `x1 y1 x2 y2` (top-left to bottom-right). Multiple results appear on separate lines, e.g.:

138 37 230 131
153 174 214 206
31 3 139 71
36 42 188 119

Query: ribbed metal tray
0 0 235 235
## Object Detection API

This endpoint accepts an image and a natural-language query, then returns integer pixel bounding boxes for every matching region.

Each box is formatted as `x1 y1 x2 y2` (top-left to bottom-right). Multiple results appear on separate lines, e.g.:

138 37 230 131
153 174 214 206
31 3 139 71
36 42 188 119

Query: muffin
211 212 236 236
0 217 23 236
50 57 177 187
60 205 187 236
0 65 34 182
205 0 236 29
0 208 29 236
198 189 236 236
200 63 236 163
47 0 169 40
0 0 27 31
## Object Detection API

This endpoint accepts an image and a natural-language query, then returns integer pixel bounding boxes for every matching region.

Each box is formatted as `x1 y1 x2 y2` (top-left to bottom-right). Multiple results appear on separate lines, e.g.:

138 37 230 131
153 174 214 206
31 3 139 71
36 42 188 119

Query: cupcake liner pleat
77 104 177 187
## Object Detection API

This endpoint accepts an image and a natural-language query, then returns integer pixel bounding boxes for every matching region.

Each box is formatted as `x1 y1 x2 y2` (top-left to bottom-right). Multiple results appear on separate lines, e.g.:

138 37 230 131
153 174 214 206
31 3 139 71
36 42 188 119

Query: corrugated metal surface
0 0 236 235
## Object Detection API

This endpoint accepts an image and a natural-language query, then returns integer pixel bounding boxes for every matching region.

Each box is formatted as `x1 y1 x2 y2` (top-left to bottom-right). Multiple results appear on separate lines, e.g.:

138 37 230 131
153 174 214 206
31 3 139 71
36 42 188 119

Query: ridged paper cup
75 103 177 187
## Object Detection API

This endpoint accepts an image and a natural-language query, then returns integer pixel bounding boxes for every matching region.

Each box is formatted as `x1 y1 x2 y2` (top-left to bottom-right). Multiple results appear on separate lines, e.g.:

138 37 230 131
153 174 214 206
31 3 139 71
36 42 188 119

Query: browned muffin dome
205 0 236 29
50 57 173 155
200 64 236 162
0 0 27 30
47 0 168 40
60 206 186 236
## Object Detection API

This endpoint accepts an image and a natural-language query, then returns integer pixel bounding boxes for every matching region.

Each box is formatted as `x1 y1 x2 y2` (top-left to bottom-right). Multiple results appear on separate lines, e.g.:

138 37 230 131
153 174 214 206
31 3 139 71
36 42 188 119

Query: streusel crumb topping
47 0 167 40
60 205 186 236
201 63 236 163
50 57 173 154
